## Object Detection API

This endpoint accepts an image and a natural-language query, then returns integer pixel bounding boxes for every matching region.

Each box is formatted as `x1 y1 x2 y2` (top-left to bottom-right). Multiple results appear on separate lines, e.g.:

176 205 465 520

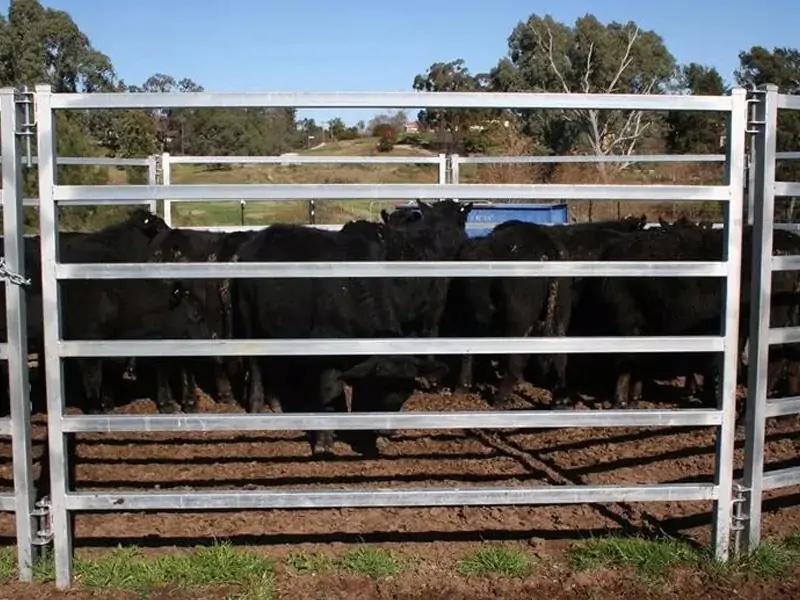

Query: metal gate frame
32 84 747 589
741 84 800 551
0 88 37 582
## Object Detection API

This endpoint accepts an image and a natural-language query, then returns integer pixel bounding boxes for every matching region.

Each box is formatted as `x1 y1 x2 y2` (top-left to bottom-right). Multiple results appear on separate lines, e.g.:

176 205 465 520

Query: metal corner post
711 88 748 562
741 84 780 552
35 84 73 588
0 88 36 581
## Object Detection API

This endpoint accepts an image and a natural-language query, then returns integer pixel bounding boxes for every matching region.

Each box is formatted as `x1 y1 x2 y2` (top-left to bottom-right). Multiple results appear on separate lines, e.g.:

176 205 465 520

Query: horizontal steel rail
762 467 800 491
777 95 800 111
770 255 800 271
455 153 727 164
49 91 734 111
774 181 800 197
20 197 152 208
764 396 800 418
0 156 152 166
55 260 728 280
56 335 725 358
776 151 800 160
54 183 731 203
65 484 719 511
0 495 16 512
168 154 444 165
62 408 724 433
767 326 800 345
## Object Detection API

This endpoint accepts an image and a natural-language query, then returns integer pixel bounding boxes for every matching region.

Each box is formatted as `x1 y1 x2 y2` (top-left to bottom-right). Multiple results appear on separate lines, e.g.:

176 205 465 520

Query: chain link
0 257 31 287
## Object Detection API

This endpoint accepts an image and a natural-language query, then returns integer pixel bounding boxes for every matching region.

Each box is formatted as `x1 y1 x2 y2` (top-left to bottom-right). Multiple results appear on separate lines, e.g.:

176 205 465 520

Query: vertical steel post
35 84 73 588
741 84 780 552
161 152 172 226
711 88 747 562
0 88 36 581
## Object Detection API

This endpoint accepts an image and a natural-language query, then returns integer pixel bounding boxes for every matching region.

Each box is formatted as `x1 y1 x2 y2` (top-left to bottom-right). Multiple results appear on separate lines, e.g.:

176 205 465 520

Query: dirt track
0 383 797 597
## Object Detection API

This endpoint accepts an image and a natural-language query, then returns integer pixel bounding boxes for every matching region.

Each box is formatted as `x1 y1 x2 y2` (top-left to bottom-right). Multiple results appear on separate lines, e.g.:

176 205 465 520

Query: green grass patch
0 548 16 581
456 544 532 578
730 535 800 580
28 542 274 598
566 536 700 582
335 547 403 579
286 550 335 574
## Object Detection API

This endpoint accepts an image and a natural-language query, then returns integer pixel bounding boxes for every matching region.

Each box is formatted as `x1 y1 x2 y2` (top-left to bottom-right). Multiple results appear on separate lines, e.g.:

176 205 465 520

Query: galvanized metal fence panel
741 86 800 553
0 88 37 582
33 84 747 589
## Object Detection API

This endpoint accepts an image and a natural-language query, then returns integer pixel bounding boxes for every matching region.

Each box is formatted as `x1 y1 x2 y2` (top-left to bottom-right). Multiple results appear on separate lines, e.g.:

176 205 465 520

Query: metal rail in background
0 89 37 582
33 85 746 589
0 155 159 212
159 152 449 227
741 85 800 554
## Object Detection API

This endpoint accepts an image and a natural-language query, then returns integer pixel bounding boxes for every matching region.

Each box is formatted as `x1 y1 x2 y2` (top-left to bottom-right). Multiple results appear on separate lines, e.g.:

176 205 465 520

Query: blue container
464 202 568 238
389 201 569 238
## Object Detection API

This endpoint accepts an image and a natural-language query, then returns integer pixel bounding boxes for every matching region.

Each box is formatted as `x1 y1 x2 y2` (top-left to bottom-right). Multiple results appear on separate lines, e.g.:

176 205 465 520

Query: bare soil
0 382 797 598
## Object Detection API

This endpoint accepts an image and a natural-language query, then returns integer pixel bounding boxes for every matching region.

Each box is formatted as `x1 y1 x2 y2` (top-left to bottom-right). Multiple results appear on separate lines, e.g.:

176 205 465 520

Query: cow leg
456 355 474 394
181 368 198 413
213 357 235 405
630 378 644 402
123 357 137 381
155 367 181 414
613 371 632 408
79 359 111 414
311 368 346 456
494 354 527 409
246 357 266 413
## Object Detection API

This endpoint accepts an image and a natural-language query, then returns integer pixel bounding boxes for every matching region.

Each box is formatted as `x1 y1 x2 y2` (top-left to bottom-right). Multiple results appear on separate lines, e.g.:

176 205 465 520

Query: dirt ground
0 382 797 598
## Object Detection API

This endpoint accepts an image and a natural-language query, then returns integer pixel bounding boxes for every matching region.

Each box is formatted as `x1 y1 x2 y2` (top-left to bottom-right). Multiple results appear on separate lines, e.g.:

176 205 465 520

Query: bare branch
531 24 572 94
605 25 639 93
582 42 595 93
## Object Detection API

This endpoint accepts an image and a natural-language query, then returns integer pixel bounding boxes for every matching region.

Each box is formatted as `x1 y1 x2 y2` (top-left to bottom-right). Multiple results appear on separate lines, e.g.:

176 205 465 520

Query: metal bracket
0 257 31 287
30 496 53 547
730 482 750 557
14 86 36 168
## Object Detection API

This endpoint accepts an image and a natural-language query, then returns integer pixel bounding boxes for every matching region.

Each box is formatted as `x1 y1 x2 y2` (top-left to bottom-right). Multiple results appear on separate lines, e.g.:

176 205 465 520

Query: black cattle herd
0 200 798 455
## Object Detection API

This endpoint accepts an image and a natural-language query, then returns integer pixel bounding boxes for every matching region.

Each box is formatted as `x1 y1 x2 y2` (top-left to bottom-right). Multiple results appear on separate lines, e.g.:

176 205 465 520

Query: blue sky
39 0 797 125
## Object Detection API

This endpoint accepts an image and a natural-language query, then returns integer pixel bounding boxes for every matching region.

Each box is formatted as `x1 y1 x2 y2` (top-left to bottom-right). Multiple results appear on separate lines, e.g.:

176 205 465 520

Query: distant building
403 121 420 133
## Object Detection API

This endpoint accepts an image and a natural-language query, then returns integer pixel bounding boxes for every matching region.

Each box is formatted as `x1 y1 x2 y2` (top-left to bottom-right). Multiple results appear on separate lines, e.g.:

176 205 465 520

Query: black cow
442 219 573 408
232 200 470 454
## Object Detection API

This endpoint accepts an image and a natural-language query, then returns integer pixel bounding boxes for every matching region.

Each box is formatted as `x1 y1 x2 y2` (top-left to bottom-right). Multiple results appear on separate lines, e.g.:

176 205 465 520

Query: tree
367 111 407 136
665 63 728 154
490 14 676 173
412 59 492 150
736 46 800 218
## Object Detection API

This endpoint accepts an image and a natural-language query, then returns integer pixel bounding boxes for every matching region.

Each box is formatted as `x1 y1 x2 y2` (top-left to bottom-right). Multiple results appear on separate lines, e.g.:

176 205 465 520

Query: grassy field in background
103 137 726 228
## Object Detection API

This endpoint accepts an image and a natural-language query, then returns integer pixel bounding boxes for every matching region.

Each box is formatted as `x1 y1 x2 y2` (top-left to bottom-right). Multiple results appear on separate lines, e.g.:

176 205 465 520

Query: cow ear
460 201 474 215
416 199 432 213
380 209 390 224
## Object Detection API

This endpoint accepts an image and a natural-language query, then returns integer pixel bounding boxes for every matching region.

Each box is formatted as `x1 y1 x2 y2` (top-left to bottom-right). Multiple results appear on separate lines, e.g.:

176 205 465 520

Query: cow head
165 281 213 340
126 208 170 240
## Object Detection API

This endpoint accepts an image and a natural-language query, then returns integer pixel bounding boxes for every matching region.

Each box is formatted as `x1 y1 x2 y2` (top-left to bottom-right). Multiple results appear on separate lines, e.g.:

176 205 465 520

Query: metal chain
0 257 31 287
